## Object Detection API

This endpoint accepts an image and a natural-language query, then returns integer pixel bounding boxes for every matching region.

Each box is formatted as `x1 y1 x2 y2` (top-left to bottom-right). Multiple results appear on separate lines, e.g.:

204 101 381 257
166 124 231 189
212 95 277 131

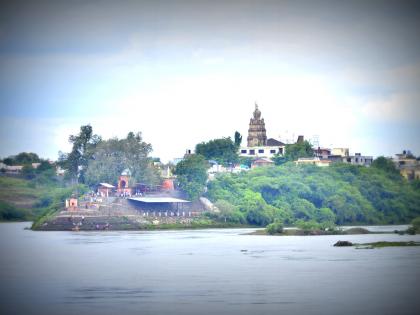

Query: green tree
246 208 272 226
238 157 253 168
234 131 242 148
213 200 246 223
371 156 400 176
3 152 40 165
22 165 36 180
84 132 160 187
174 154 209 200
195 137 238 166
59 125 101 183
272 154 288 165
411 216 420 233
266 219 284 235
284 140 314 161
206 161 420 226
0 201 27 220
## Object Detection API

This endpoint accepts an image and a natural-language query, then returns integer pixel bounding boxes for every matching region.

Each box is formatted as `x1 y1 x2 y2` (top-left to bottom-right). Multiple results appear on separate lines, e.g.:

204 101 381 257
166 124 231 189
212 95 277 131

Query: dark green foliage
205 200 246 224
22 165 37 180
31 184 89 228
0 201 27 221
411 216 420 234
3 152 40 165
206 162 420 226
246 208 272 226
284 140 314 161
84 131 160 187
371 156 400 177
174 154 209 200
59 125 101 183
411 179 420 190
266 220 284 235
0 175 83 222
195 137 239 166
238 157 253 168
272 155 288 165
272 140 313 165
234 131 242 148
2 153 59 184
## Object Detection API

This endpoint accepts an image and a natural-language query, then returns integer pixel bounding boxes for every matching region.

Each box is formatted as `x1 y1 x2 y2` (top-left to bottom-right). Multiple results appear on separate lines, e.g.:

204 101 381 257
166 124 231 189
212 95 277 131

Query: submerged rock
333 240 353 247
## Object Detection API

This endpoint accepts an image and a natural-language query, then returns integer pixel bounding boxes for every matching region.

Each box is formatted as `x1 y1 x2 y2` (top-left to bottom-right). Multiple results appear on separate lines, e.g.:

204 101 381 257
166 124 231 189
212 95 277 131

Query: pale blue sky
1 0 419 162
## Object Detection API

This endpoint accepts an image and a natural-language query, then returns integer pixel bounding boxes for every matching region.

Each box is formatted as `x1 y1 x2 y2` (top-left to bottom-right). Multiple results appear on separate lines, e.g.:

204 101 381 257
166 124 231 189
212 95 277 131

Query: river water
1 222 420 315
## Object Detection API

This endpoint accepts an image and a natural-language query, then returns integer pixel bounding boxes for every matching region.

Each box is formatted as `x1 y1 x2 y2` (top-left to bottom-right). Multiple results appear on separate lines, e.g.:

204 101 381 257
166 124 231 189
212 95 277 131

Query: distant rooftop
99 183 115 188
267 138 285 146
128 197 190 203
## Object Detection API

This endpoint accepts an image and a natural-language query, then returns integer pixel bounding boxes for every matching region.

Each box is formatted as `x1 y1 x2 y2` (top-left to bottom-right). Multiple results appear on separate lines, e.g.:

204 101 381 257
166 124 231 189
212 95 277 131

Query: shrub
410 216 420 234
266 220 284 235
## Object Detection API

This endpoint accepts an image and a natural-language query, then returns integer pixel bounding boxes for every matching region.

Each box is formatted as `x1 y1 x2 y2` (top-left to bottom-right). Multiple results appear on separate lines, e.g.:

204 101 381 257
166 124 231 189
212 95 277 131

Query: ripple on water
66 286 156 303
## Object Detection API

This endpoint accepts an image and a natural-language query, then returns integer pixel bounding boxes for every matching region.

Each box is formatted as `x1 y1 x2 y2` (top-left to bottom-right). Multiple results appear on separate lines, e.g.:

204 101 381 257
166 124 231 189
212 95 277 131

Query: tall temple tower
247 103 267 147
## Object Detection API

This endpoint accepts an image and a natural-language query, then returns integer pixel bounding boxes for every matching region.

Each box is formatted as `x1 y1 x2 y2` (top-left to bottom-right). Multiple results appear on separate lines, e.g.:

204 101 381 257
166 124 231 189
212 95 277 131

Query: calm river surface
1 222 420 315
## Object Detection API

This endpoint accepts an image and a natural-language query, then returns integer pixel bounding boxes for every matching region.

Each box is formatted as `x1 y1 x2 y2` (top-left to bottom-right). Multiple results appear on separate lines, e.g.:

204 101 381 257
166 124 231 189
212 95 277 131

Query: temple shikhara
247 104 267 147
240 104 285 158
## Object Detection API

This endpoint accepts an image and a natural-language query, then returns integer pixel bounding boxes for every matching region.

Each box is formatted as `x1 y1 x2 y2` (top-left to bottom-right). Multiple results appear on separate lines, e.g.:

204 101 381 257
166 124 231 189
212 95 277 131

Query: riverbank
31 207 252 231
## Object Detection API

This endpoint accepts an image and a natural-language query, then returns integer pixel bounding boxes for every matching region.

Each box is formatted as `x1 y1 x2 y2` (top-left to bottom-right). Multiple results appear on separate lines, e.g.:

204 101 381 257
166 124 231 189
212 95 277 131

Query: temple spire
247 103 267 147
253 102 261 120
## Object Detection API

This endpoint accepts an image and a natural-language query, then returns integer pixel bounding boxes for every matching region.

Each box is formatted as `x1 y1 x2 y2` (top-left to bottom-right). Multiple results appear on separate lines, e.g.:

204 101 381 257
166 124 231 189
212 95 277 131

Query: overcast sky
1 0 419 162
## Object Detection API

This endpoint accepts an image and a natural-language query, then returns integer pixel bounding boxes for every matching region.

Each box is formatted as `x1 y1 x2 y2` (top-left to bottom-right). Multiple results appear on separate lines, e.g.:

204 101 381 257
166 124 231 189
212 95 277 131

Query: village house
331 148 350 157
314 147 331 160
342 153 373 167
324 148 372 166
0 164 24 174
296 157 331 167
393 151 420 180
251 157 274 168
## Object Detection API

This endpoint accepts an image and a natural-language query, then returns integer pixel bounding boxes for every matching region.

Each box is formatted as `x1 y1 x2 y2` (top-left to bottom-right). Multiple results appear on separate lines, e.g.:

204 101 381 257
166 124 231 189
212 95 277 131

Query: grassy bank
0 175 87 226
0 176 47 221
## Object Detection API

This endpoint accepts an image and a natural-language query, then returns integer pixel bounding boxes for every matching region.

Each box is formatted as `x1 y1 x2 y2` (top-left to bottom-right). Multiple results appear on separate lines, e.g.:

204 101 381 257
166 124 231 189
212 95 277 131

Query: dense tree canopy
174 154 209 200
58 125 101 183
2 152 40 165
84 132 160 187
195 137 239 166
207 162 420 226
371 156 400 177
273 140 314 165
58 126 159 187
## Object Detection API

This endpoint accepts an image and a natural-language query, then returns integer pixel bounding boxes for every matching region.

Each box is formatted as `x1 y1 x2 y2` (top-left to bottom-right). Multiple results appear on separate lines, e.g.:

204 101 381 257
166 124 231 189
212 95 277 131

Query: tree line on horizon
2 126 420 227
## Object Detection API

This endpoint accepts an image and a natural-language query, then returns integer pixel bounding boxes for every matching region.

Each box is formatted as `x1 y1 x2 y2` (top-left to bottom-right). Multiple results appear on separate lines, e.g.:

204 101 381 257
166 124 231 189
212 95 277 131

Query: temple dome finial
253 102 261 120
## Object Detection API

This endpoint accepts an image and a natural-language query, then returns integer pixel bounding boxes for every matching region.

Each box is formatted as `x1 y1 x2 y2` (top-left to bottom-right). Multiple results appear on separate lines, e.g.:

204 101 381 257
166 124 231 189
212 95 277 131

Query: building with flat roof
296 157 331 167
342 153 373 167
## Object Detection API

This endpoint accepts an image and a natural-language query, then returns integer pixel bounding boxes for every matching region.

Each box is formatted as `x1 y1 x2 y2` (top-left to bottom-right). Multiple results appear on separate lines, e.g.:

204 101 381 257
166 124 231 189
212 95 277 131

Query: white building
239 138 285 158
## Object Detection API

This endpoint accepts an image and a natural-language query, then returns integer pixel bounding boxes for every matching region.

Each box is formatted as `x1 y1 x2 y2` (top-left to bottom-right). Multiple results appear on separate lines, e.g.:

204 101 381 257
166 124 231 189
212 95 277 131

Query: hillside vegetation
206 162 420 226
0 176 85 222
